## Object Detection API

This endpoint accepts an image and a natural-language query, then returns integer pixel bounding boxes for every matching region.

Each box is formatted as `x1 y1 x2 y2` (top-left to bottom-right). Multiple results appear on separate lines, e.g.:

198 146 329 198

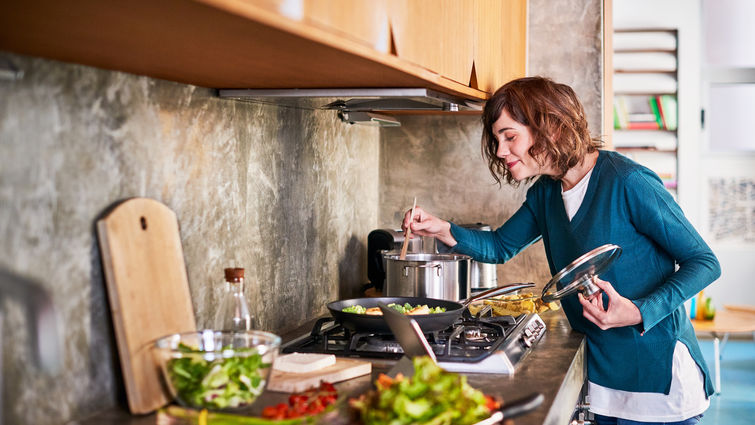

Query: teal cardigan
449 150 720 395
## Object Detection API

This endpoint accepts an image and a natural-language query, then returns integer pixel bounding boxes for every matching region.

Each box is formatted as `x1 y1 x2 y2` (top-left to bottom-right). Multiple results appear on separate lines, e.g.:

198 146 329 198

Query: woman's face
492 109 552 181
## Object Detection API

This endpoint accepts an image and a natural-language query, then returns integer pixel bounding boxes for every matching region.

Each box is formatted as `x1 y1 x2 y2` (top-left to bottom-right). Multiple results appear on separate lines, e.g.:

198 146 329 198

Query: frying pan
326 283 535 334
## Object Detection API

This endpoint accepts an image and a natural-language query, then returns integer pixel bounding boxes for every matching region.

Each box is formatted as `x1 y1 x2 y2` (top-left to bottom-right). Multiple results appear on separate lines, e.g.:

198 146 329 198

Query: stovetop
282 310 546 374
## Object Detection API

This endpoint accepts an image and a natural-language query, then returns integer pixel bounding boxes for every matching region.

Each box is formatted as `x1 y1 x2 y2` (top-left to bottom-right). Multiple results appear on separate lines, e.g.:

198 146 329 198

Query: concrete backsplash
0 54 378 424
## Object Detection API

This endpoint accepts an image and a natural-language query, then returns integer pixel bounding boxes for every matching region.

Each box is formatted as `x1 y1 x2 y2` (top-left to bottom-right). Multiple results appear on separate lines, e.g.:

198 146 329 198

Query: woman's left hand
578 278 643 330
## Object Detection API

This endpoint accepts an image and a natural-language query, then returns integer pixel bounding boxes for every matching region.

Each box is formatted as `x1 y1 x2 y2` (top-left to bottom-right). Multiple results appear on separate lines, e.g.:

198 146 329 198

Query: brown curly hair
481 76 603 186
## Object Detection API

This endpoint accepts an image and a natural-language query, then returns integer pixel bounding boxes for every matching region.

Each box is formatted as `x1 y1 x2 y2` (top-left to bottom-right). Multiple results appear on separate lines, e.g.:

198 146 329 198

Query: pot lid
541 244 622 302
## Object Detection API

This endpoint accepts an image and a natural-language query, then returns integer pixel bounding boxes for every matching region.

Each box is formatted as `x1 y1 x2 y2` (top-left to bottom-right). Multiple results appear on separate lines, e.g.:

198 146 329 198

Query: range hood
218 88 485 127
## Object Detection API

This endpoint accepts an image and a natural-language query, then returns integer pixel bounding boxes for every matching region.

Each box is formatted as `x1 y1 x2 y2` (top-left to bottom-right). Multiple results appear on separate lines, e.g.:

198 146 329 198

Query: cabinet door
388 0 475 86
473 0 527 93
243 0 527 94
301 0 392 53
257 0 391 53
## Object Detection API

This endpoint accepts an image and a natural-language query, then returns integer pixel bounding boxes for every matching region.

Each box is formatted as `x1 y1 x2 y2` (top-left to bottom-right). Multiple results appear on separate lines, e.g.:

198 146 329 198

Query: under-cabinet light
337 111 401 127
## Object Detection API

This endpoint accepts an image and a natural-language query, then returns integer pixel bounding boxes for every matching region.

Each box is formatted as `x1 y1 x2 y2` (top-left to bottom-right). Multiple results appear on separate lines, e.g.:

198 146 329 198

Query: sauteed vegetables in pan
342 303 447 315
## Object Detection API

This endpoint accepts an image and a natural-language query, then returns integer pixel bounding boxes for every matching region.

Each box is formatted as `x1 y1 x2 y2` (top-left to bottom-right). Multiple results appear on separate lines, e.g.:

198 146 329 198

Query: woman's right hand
402 206 457 247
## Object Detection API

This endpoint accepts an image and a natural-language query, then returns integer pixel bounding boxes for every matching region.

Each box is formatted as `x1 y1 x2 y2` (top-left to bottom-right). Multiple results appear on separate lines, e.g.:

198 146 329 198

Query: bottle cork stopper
224 267 245 282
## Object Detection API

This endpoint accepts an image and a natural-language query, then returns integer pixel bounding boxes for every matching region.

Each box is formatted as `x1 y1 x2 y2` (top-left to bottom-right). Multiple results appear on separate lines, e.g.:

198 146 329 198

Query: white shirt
561 168 709 422
561 167 593 219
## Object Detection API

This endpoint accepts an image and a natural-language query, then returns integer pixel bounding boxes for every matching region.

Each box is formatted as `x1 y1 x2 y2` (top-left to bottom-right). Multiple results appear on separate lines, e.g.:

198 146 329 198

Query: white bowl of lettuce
153 330 281 411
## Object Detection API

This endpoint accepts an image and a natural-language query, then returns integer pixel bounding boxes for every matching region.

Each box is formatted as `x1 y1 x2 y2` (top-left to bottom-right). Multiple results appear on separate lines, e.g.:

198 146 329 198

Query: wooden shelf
615 70 677 75
614 128 677 133
614 91 677 96
615 146 677 153
0 0 491 102
614 49 677 54
614 28 677 33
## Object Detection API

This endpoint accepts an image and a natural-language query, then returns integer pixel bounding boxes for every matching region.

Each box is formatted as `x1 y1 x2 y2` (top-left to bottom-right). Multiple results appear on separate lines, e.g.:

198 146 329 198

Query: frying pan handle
463 282 536 305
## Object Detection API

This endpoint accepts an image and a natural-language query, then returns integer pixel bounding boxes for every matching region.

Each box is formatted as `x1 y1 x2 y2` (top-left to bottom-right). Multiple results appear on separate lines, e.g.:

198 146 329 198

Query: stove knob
524 329 533 337
521 335 532 347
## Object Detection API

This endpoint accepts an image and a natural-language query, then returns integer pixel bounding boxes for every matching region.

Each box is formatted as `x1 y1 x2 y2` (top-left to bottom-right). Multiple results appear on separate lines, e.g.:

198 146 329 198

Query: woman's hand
578 277 643 330
402 206 457 247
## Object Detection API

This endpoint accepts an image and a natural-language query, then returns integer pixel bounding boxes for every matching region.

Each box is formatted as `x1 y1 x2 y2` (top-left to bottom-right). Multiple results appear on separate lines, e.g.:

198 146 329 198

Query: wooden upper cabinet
386 0 527 90
388 0 476 86
260 0 393 54
0 0 527 103
473 0 528 94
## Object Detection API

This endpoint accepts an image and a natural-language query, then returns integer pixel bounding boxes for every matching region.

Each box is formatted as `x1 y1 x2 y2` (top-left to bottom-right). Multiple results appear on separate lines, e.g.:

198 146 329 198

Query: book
655 95 667 129
659 95 677 130
614 96 629 129
627 121 661 130
628 113 657 122
648 97 664 129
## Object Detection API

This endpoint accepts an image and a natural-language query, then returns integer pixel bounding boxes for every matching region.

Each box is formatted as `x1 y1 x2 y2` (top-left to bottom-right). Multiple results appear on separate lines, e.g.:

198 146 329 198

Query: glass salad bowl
153 330 281 411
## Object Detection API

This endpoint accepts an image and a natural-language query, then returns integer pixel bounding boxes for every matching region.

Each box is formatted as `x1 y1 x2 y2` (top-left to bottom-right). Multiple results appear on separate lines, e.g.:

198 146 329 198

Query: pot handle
462 282 535 306
403 263 442 277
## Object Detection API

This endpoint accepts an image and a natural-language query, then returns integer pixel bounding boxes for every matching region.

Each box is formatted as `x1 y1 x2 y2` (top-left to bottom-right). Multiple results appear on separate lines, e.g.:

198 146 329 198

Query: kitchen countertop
77 310 585 425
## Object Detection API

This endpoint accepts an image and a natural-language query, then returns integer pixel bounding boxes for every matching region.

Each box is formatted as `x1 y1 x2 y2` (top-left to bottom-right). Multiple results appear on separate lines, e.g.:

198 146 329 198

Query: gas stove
282 311 546 374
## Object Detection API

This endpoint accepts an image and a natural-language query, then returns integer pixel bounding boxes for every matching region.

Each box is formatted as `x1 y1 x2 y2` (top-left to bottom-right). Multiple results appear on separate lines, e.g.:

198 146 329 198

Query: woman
403 77 720 424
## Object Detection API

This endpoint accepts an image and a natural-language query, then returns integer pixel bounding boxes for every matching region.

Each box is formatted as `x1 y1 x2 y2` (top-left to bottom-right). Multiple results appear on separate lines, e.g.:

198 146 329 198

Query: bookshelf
613 29 679 195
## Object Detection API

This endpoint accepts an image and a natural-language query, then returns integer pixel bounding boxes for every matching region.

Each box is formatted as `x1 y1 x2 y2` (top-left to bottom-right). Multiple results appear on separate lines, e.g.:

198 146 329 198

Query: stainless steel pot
383 253 471 301
367 228 429 291
471 259 497 290
460 223 498 290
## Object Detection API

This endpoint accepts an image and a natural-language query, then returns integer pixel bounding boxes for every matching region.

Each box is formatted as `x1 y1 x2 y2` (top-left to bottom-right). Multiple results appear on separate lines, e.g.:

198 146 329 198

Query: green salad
342 303 446 315
350 356 495 425
166 343 270 410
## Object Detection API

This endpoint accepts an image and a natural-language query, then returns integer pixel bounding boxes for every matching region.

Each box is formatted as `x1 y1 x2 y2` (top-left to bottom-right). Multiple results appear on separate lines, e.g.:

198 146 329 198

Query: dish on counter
349 356 500 425
468 292 560 316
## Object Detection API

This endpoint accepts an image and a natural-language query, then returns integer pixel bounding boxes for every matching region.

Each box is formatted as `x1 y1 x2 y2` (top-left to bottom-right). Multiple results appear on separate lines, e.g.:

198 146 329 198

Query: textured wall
529 0 604 135
378 0 603 288
0 53 378 425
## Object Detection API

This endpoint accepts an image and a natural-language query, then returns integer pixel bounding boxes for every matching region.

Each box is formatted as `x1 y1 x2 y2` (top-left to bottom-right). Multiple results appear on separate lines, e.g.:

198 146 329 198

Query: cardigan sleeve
449 198 542 264
624 169 721 332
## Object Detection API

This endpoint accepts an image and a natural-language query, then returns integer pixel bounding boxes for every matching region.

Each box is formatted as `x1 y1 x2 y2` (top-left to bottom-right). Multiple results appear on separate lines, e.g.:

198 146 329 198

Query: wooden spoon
399 197 417 260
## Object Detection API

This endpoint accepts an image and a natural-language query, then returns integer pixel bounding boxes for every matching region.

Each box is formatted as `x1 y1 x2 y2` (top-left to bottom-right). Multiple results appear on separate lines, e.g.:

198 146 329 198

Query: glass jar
213 267 253 331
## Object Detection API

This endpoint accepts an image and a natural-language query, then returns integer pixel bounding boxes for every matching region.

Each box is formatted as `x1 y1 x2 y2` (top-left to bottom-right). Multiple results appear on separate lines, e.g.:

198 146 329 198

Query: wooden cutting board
267 358 372 393
97 197 196 414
